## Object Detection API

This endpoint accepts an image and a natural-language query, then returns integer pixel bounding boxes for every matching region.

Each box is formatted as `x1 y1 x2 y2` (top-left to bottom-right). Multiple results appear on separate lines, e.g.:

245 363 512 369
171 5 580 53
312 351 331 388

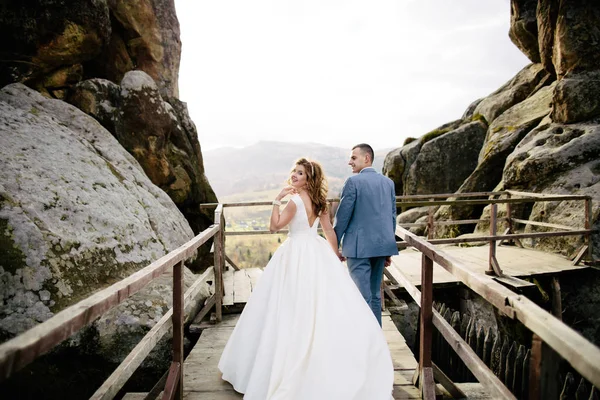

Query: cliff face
0 0 216 361
384 0 600 259
0 0 181 98
1 0 217 271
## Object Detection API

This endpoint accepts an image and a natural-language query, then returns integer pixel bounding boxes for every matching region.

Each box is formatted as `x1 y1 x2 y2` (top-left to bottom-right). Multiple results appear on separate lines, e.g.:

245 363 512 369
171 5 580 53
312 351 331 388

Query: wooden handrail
89 268 214 400
198 190 590 209
395 225 600 390
214 204 225 323
0 224 219 381
506 190 591 200
510 218 580 231
391 259 516 399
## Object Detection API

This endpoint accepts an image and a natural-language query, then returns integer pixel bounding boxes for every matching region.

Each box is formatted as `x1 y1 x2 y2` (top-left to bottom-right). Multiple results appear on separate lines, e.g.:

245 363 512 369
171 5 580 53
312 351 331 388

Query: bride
218 158 394 399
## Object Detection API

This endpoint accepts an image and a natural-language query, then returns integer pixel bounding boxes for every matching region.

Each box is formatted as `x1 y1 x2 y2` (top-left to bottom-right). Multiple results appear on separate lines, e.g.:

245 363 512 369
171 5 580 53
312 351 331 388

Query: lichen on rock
0 83 196 343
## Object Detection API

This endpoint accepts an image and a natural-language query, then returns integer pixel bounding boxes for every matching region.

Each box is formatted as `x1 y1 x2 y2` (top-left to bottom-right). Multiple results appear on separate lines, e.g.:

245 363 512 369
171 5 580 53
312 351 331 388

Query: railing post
585 197 593 262
529 334 560 400
214 204 224 322
419 254 435 400
172 260 184 400
505 193 513 235
486 203 498 275
427 200 434 240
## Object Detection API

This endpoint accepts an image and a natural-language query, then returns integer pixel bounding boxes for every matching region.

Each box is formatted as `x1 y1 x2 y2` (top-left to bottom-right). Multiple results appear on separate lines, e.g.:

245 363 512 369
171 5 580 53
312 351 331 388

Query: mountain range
203 141 392 199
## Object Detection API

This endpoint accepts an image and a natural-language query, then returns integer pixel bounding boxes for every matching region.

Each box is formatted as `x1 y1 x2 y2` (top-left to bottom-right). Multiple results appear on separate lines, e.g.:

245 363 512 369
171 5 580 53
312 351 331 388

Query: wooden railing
0 215 223 400
200 190 597 399
0 190 595 399
388 188 598 399
394 225 600 399
394 190 594 270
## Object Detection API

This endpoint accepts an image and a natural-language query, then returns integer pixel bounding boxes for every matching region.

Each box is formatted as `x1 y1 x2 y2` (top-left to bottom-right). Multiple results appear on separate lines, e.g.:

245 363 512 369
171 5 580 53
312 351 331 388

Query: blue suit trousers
346 256 386 326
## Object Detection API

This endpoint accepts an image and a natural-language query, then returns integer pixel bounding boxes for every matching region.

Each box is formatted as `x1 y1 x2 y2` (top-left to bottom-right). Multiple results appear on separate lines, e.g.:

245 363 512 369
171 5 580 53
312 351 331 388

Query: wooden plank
511 296 600 389
145 368 169 400
421 367 436 400
90 267 215 400
172 261 184 400
511 218 578 231
572 245 588 265
224 255 240 271
162 362 181 400
189 295 216 333
392 384 422 399
200 191 508 209
214 205 224 323
244 268 263 292
493 275 536 290
222 268 234 306
505 190 589 200
199 191 589 209
0 224 220 381
390 255 516 399
421 229 593 246
397 226 600 390
585 198 593 261
433 363 466 399
419 255 434 373
232 270 252 304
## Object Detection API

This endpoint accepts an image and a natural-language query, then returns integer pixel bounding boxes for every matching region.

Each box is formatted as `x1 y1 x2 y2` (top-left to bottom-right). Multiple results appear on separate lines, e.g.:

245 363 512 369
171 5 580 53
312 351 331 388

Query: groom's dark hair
352 143 374 164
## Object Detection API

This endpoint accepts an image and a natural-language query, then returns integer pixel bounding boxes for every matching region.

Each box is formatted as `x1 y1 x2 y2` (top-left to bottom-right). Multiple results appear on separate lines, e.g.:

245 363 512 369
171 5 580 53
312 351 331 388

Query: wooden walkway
386 244 586 288
125 313 492 399
176 312 418 399
122 262 500 400
222 267 263 306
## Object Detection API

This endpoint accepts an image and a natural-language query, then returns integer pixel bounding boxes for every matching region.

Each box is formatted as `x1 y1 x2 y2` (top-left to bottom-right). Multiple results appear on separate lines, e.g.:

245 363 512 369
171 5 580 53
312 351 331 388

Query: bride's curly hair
288 158 329 216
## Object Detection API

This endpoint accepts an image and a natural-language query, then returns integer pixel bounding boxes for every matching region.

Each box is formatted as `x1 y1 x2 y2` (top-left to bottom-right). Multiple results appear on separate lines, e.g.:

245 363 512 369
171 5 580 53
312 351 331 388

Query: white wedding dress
218 194 394 399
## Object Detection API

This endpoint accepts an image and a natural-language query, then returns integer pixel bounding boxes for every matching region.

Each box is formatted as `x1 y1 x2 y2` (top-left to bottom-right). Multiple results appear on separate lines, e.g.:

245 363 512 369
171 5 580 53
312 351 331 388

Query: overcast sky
175 0 530 151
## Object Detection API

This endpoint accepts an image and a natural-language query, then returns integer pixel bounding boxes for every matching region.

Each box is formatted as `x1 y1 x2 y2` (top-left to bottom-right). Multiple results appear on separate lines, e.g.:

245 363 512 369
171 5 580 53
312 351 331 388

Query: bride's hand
275 185 296 201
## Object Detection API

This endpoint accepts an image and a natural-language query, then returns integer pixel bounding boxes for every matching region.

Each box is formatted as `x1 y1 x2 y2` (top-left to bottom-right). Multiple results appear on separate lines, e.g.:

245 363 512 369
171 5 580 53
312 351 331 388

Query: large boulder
431 83 555 237
502 121 600 258
67 71 218 271
0 83 200 347
383 119 463 196
472 63 551 125
383 140 422 197
405 121 487 196
472 82 555 193
551 71 600 123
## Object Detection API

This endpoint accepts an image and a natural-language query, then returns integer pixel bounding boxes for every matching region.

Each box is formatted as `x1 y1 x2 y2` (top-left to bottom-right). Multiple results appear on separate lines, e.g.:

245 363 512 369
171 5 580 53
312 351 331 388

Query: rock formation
385 0 600 259
0 84 210 353
0 0 217 375
1 1 217 271
67 71 218 269
0 0 181 98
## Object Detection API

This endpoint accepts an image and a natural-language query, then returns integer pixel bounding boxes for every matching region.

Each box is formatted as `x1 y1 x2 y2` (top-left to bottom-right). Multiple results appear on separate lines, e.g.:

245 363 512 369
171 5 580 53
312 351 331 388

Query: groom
334 143 398 326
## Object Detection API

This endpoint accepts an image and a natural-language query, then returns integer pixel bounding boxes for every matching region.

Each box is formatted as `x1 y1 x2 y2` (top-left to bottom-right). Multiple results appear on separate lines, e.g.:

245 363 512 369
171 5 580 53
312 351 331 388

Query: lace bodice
288 195 320 236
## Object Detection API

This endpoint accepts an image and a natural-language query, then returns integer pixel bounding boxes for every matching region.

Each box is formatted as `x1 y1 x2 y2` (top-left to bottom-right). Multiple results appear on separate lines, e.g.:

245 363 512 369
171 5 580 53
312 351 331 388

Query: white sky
175 0 530 151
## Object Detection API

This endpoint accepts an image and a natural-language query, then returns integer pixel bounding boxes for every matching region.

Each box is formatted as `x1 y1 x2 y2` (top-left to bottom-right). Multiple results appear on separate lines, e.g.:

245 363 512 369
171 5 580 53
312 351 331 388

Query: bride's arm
270 187 297 232
320 210 343 260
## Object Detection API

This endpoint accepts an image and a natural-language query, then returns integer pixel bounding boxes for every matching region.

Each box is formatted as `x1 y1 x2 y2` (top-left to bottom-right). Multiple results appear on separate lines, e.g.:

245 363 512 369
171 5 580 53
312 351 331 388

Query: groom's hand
384 256 392 267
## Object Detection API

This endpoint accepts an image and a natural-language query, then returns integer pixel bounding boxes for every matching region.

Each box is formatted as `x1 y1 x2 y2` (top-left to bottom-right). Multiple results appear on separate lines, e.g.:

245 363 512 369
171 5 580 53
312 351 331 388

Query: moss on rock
0 218 27 275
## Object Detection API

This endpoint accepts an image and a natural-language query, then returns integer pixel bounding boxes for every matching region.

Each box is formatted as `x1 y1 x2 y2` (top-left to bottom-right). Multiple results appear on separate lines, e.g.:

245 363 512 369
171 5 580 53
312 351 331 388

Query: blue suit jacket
333 168 398 258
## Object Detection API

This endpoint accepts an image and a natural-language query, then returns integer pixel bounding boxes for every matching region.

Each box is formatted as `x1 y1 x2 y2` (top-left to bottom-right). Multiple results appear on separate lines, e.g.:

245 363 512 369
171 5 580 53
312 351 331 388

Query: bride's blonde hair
288 158 328 216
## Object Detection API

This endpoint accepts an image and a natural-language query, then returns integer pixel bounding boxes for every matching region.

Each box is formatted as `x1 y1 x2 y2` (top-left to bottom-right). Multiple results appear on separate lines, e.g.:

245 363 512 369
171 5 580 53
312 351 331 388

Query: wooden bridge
0 191 598 399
